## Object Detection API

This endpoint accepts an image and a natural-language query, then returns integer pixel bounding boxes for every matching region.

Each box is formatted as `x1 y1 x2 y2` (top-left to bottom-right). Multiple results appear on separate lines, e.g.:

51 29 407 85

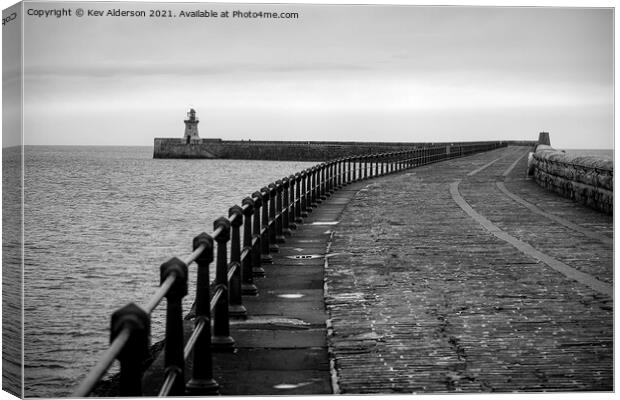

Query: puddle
277 293 306 299
286 252 351 260
311 221 339 225
330 292 364 300
233 316 310 327
274 382 312 390
287 254 323 260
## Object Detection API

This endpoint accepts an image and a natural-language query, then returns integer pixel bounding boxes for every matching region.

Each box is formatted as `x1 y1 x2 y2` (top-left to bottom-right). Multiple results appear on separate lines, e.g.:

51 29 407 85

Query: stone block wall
531 147 613 214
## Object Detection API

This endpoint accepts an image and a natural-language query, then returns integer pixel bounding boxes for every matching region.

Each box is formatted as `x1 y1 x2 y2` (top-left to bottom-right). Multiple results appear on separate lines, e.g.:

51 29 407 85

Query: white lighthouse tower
183 108 200 143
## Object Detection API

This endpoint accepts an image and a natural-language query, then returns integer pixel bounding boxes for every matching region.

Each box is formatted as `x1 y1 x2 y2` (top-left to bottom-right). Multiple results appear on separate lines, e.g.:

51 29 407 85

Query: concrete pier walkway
152 146 612 395
326 145 612 393
207 182 370 395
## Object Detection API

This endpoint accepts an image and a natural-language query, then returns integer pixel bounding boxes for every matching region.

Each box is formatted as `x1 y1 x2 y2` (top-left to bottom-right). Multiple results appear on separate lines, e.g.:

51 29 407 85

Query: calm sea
7 146 315 398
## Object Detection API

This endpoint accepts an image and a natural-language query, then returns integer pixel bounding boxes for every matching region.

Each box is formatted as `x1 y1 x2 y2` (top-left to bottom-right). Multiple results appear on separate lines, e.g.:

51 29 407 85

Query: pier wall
530 146 613 214
153 138 536 161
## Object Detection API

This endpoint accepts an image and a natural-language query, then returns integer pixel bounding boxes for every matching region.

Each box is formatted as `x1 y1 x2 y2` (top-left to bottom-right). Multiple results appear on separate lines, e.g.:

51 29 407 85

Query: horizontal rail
142 273 176 315
158 370 179 397
71 327 131 397
210 288 223 311
227 263 238 283
181 243 206 268
183 318 207 360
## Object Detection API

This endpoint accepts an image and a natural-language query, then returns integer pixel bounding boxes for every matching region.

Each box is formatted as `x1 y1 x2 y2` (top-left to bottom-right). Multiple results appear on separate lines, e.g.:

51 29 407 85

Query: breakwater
529 145 613 215
74 141 506 397
153 138 536 161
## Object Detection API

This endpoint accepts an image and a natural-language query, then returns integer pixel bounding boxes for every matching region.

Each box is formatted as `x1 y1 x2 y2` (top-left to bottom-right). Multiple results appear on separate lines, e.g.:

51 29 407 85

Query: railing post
347 157 352 183
380 154 385 175
372 155 377 177
267 184 280 251
334 159 339 188
240 198 258 295
352 157 357 181
186 233 219 395
212 218 235 352
319 163 327 200
337 159 343 188
110 303 150 396
325 162 331 196
259 187 273 263
363 155 368 179
287 175 298 230
282 177 293 235
330 161 337 193
274 181 286 243
251 192 267 274
326 162 333 194
228 205 247 319
241 195 264 284
294 173 303 222
160 257 188 395
299 171 309 218
322 163 329 197
310 167 319 208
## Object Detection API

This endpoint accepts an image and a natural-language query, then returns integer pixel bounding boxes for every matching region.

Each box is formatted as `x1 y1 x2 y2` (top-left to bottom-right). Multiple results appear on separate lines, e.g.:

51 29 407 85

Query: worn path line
496 150 613 246
502 150 529 177
495 181 613 246
449 180 612 297
466 156 504 176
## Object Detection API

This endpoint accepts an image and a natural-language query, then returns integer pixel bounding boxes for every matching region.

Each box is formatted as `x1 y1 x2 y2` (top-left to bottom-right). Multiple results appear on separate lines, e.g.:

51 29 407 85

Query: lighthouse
183 108 200 143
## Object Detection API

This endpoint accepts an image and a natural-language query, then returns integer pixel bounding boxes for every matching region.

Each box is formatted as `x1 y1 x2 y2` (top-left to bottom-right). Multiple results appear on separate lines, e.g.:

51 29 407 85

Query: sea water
6 146 314 397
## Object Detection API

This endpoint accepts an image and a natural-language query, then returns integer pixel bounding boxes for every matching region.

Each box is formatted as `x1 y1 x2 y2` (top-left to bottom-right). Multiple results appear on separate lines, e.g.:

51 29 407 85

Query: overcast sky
7 2 615 148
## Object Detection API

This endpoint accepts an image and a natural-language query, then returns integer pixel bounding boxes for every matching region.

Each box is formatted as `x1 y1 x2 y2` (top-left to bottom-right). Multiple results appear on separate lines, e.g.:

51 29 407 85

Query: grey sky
13 2 615 148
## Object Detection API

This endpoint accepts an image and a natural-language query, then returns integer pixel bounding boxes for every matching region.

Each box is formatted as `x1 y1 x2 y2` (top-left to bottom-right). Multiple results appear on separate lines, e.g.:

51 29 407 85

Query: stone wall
154 138 535 161
530 146 613 214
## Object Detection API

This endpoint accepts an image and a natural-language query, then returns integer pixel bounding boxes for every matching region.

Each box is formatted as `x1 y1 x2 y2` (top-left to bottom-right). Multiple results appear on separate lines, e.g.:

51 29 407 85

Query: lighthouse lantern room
183 108 200 143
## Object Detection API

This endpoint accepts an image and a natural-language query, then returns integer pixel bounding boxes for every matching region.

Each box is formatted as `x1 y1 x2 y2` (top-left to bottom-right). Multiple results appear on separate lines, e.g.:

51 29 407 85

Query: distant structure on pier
153 109 537 160
183 108 200 143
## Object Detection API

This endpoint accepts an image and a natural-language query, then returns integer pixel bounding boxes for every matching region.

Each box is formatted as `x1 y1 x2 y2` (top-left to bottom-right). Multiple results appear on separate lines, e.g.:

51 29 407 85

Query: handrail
72 141 506 397
142 273 176 315
72 327 131 397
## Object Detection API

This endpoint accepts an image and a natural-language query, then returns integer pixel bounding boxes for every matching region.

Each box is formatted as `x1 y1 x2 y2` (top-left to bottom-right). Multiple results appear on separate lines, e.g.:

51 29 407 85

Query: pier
74 138 612 396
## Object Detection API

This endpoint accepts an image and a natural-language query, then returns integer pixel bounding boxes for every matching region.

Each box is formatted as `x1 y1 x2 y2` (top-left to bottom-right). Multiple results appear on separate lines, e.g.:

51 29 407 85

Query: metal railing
71 141 505 397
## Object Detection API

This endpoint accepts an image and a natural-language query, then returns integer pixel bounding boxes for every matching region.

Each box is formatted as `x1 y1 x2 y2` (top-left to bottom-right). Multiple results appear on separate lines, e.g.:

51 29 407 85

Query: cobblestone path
325 146 613 393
